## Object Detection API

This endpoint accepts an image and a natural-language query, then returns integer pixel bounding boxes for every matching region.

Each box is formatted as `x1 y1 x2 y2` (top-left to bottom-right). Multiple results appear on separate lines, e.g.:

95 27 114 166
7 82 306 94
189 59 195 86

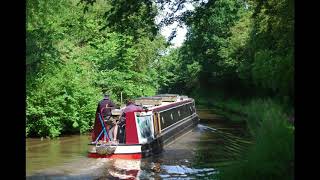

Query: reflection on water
107 159 141 179
26 110 252 179
160 165 216 178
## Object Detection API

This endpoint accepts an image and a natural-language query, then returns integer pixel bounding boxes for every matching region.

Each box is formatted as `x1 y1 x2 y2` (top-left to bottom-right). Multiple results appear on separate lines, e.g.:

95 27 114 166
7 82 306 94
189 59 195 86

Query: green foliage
102 0 158 39
165 0 294 104
26 0 294 140
217 99 294 180
158 47 203 93
27 61 101 137
166 0 248 95
194 90 294 180
26 0 169 137
242 99 289 136
194 88 294 179
95 70 157 103
26 0 295 178
89 33 168 101
248 0 294 100
155 48 180 92
218 10 253 75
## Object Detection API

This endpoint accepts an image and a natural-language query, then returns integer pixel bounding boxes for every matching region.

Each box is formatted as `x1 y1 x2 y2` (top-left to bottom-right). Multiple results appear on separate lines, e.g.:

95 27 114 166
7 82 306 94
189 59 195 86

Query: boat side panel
157 102 195 130
125 112 139 144
140 114 199 158
161 114 199 146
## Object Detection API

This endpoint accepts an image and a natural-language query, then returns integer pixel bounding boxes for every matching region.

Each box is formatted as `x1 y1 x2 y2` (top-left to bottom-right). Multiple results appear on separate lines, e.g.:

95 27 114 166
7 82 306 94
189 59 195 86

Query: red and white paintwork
88 98 195 159
88 144 142 159
88 153 142 159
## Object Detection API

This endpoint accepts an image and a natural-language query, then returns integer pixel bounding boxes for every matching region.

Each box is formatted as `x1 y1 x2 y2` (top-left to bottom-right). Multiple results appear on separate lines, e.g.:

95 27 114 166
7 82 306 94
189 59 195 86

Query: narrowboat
88 94 199 159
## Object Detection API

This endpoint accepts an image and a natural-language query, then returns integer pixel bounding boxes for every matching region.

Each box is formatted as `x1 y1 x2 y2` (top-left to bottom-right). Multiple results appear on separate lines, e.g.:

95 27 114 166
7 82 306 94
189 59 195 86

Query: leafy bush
26 0 168 137
95 70 157 103
216 99 294 180
26 61 101 137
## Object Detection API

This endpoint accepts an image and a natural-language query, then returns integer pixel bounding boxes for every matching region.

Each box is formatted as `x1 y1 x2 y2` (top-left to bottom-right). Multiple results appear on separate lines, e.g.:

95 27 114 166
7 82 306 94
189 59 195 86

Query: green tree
26 0 170 137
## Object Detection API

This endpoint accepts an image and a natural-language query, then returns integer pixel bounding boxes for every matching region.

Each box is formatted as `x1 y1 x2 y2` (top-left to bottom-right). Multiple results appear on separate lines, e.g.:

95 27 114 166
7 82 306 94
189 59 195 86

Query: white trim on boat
88 144 142 154
148 100 193 112
114 145 141 154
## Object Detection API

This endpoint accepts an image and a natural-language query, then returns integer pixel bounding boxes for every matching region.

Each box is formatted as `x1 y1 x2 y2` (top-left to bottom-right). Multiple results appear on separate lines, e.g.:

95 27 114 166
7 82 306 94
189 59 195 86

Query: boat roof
133 94 192 111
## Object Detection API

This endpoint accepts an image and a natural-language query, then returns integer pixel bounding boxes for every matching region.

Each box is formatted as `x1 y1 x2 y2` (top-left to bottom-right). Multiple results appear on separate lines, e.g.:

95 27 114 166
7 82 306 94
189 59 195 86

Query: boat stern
88 143 143 159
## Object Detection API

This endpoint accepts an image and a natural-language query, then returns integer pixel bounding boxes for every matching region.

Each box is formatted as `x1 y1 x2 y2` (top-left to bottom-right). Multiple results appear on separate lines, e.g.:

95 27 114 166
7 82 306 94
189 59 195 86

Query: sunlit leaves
171 0 293 102
26 0 169 137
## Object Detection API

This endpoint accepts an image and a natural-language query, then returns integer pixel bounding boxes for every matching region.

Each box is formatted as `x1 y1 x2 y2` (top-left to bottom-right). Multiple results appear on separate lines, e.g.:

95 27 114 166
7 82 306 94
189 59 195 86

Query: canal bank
194 95 294 180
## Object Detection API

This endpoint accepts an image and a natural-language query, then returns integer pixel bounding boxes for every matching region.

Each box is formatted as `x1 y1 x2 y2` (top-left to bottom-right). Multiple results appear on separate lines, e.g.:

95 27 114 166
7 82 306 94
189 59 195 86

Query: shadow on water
26 110 252 179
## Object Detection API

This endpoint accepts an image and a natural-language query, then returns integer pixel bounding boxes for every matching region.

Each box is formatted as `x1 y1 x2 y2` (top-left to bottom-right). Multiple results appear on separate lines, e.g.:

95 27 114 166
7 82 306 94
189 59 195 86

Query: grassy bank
217 99 294 180
192 91 294 180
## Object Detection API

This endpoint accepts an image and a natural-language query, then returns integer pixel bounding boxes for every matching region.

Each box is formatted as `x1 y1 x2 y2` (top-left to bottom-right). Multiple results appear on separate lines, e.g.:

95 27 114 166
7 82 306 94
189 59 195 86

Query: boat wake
197 124 217 132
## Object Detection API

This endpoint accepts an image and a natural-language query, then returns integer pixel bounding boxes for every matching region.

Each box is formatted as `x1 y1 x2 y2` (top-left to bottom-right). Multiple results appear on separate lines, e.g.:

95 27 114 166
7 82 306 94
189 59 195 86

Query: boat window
157 102 195 130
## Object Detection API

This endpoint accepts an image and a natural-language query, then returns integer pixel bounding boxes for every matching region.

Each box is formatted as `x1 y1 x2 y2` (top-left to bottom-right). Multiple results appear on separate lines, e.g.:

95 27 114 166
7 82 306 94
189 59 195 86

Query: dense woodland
27 0 294 179
27 0 293 138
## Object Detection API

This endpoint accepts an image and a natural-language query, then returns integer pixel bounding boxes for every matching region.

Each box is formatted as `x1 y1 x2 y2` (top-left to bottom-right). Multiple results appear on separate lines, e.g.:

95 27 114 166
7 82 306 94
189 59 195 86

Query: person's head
126 99 134 106
103 93 109 99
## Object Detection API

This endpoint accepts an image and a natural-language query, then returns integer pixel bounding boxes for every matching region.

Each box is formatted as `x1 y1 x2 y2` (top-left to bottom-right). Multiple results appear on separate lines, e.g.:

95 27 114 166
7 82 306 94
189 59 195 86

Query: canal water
26 110 252 179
